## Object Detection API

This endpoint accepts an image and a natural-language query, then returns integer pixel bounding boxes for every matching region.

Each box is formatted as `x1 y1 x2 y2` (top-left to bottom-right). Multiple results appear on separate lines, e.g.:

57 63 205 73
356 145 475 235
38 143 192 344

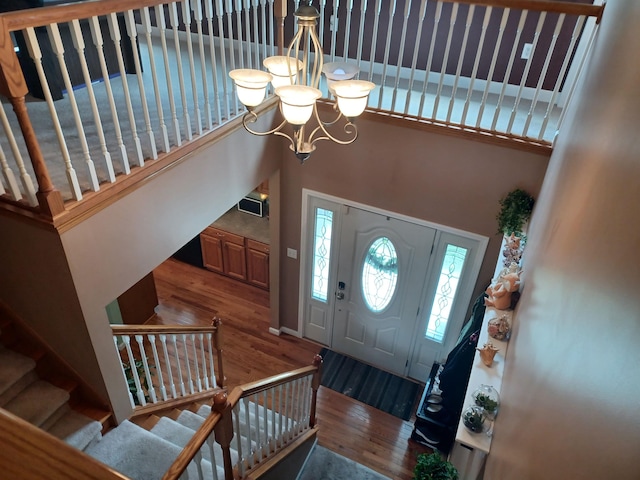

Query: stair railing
111 319 224 410
0 0 285 218
163 354 323 480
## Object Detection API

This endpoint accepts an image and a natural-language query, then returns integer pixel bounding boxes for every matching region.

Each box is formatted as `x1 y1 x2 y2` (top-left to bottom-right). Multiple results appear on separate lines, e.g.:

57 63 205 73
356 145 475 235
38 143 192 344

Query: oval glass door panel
361 236 398 313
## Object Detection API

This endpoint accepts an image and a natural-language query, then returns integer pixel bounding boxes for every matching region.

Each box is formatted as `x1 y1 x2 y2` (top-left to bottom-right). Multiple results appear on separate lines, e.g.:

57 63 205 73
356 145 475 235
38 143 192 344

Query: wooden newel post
309 354 323 428
0 20 64 218
274 0 286 56
212 317 225 388
212 390 235 480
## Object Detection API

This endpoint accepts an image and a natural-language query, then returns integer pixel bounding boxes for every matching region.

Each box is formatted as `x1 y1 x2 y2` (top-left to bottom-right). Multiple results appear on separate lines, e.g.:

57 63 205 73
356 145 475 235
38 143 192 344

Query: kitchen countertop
211 207 270 245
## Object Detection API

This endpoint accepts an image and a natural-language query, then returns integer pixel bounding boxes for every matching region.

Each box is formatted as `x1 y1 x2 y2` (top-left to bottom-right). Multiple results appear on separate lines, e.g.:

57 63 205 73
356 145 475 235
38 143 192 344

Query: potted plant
462 406 486 433
496 188 535 237
413 452 459 480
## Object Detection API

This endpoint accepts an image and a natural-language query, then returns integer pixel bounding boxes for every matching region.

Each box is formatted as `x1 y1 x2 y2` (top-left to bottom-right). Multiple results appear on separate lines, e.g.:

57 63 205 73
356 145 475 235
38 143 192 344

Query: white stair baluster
446 4 475 123
148 334 168 401
87 16 130 174
204 0 222 125
193 0 212 130
134 335 157 403
367 0 383 84
106 13 144 165
225 0 239 113
215 0 231 118
277 384 284 447
46 22 100 192
403 0 428 115
194 450 204 479
355 0 367 66
156 4 182 146
491 10 527 132
234 0 245 69
418 1 443 118
205 436 220 480
0 103 37 205
267 0 275 57
206 332 216 388
270 386 276 452
180 334 195 394
376 0 396 109
476 8 509 129
262 390 269 455
242 0 252 69
431 2 459 119
69 19 114 183
124 10 158 159
0 143 20 201
283 382 290 439
341 0 353 62
233 403 244 476
182 0 205 134
160 334 178 398
24 27 82 201
259 0 267 64
168 2 193 140
190 333 202 391
538 15 586 140
329 0 339 62
171 334 187 396
114 336 136 408
141 7 171 152
199 333 209 389
522 14 565 137
506 12 547 134
122 335 146 406
460 6 492 125
390 0 412 111
252 0 260 68
243 396 254 467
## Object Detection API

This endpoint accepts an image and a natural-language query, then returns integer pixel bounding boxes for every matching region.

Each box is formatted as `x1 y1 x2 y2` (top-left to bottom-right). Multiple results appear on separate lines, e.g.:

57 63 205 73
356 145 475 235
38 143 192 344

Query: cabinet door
201 234 224 274
223 232 247 281
246 239 270 289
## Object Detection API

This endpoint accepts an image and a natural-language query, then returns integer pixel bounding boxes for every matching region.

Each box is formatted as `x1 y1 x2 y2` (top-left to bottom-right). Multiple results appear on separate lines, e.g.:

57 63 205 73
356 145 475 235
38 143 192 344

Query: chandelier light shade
229 0 375 163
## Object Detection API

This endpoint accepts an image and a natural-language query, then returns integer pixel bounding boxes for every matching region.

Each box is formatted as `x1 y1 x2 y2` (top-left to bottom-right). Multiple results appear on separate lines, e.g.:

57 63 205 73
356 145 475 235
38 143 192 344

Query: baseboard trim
280 326 301 338
268 327 281 336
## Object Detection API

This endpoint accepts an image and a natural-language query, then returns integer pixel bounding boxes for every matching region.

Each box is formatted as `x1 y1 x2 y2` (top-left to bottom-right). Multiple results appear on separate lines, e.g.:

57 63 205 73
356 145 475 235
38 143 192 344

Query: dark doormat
319 348 421 421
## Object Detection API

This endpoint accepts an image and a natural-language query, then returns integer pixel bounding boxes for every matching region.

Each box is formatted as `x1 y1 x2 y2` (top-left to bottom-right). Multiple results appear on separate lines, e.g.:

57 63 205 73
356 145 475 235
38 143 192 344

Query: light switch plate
287 248 298 259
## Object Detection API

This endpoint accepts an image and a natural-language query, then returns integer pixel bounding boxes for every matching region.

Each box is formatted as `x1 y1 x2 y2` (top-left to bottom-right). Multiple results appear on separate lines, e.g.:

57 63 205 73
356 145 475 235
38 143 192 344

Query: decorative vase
476 342 500 367
488 314 511 341
472 384 500 418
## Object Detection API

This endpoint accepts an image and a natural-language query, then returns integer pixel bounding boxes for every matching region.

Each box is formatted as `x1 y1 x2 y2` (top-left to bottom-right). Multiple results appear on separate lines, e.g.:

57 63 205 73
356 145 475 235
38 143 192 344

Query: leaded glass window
311 207 333 302
425 244 469 342
362 237 398 313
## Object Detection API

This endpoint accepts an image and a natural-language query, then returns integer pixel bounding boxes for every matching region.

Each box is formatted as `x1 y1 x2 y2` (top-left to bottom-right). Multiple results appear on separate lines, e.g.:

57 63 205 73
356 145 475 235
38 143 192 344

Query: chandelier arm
241 110 288 137
309 25 323 88
307 105 358 146
316 104 344 127
273 131 297 151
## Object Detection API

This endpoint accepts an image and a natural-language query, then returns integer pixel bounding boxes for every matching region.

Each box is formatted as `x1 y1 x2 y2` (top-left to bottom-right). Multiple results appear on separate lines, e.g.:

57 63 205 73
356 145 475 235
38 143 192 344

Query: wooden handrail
437 0 604 20
0 408 129 480
111 324 219 335
236 364 319 398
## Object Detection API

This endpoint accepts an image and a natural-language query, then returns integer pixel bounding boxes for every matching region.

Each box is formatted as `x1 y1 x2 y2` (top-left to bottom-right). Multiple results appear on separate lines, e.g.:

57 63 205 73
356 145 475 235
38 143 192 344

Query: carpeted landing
299 445 391 480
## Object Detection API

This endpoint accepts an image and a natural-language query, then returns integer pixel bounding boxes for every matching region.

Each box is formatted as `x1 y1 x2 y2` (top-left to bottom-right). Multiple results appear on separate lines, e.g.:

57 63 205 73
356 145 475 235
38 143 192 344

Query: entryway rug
318 348 421 421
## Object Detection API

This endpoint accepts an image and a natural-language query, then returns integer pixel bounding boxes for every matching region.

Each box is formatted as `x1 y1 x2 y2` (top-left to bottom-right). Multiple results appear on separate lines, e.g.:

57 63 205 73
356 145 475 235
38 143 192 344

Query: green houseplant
496 188 535 237
413 452 459 480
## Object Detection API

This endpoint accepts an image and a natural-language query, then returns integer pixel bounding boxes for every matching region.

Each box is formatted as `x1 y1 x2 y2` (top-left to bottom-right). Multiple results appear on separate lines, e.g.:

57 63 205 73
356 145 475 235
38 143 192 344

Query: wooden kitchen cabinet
201 227 247 281
246 238 270 289
200 227 269 289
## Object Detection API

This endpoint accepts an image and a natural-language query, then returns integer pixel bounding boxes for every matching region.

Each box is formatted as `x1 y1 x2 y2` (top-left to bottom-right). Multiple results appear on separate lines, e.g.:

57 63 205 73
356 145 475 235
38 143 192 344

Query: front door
330 206 436 376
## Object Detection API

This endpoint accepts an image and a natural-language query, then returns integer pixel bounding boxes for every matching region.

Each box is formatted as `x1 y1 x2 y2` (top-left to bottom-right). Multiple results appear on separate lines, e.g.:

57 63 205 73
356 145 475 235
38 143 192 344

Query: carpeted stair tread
86 420 213 480
47 409 103 451
3 379 70 427
150 417 229 474
0 349 36 404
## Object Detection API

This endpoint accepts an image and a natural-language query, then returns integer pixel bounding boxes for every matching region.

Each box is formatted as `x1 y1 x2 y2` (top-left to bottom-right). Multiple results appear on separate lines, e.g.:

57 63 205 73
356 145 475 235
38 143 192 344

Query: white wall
485 1 640 478
59 116 281 421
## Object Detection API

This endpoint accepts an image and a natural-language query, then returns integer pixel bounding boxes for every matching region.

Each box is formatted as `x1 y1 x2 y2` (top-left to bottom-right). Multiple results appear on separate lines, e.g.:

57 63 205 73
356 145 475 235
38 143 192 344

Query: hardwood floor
151 258 432 479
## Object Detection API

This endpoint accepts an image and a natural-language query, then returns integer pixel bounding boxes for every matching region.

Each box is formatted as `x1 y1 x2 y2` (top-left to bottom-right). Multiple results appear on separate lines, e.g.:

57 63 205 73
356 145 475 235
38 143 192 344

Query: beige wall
485 1 640 478
278 118 550 331
1 115 281 422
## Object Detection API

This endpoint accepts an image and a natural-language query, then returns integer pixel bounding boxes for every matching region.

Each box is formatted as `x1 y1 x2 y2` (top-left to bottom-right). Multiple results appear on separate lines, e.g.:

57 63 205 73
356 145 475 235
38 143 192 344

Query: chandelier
229 0 375 163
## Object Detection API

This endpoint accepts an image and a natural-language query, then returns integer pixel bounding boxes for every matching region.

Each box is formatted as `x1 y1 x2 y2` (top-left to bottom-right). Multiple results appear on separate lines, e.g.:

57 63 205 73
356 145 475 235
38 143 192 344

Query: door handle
336 291 344 300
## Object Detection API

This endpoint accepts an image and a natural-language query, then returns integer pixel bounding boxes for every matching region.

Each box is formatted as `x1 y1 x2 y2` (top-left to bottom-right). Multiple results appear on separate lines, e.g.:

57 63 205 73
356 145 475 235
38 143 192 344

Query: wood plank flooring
151 258 432 479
